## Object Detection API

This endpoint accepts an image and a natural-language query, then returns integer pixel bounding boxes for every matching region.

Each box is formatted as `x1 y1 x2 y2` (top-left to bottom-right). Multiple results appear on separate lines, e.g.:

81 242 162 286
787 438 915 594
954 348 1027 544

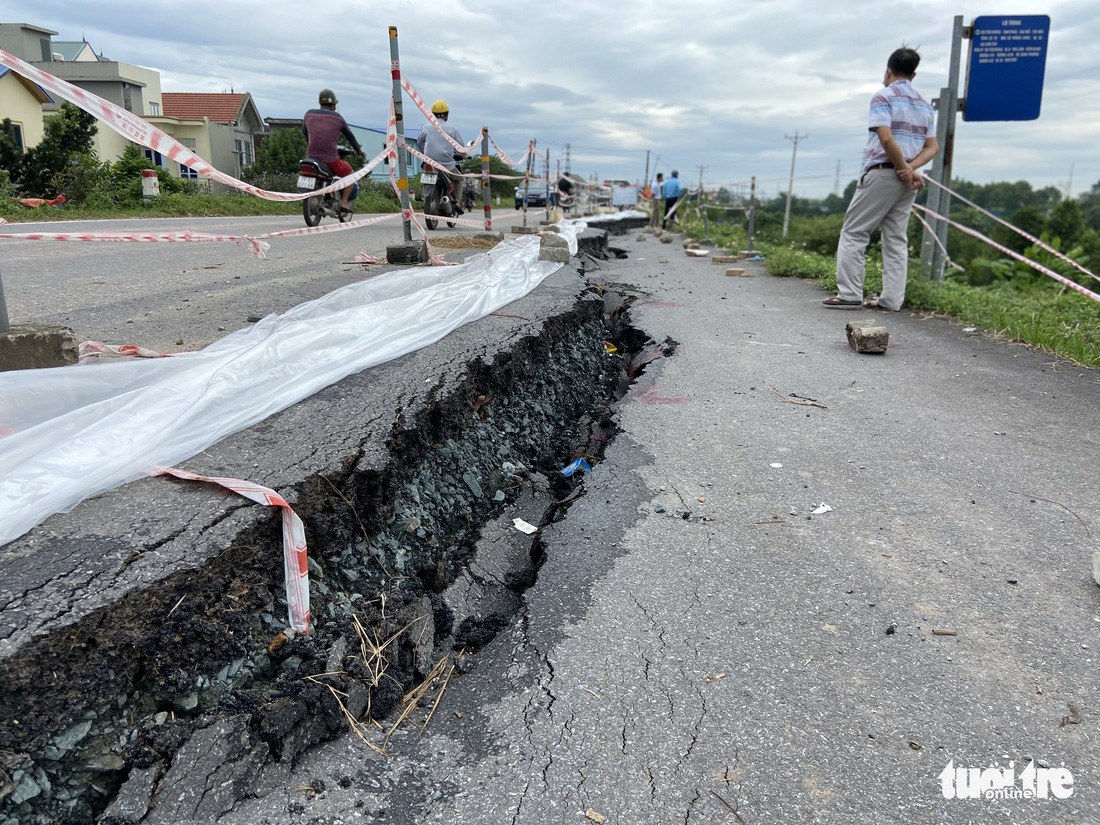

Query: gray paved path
201 231 1100 823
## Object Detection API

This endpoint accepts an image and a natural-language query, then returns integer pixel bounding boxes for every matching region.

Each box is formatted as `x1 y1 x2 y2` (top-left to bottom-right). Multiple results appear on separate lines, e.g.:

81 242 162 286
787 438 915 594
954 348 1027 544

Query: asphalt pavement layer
0 211 528 353
221 231 1100 824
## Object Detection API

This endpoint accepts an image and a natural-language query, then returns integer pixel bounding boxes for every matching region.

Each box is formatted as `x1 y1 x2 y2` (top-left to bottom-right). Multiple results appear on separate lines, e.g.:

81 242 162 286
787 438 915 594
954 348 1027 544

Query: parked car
515 180 549 210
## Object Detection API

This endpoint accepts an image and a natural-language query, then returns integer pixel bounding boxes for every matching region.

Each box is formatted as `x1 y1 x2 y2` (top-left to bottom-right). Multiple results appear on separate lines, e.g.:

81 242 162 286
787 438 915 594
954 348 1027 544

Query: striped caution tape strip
157 466 311 635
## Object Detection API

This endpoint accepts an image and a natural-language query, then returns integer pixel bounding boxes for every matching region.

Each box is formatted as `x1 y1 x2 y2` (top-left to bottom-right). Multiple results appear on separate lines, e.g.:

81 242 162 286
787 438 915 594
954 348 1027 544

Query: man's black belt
866 162 896 170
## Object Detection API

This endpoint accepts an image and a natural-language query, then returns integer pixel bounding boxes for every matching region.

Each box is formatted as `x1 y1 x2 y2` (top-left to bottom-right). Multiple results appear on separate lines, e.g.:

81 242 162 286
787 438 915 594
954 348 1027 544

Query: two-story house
1 22 270 189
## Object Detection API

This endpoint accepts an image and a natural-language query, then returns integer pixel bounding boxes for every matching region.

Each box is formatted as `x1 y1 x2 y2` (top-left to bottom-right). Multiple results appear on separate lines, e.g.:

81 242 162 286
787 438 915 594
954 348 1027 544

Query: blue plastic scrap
560 458 592 477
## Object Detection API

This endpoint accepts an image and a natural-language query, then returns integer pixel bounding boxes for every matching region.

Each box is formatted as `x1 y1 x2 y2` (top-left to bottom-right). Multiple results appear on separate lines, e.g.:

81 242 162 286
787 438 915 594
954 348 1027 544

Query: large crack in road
0 222 670 825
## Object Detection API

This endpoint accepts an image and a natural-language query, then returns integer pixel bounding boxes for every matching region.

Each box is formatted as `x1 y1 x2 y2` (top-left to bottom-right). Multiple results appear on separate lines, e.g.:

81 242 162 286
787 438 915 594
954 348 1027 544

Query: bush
248 128 308 177
18 102 98 196
108 143 186 205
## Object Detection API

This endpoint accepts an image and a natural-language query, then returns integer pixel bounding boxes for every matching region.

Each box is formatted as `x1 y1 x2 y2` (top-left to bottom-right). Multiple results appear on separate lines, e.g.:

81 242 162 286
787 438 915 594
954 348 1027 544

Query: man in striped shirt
824 48 939 311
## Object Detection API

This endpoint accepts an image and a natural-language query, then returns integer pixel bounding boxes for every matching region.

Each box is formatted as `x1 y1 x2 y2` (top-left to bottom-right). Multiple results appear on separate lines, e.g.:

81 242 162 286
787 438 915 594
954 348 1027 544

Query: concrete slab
0 323 78 371
385 240 428 264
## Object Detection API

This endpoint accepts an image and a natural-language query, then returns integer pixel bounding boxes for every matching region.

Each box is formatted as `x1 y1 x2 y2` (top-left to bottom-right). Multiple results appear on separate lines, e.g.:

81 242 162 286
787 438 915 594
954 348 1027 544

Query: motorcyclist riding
302 88 363 215
418 99 466 209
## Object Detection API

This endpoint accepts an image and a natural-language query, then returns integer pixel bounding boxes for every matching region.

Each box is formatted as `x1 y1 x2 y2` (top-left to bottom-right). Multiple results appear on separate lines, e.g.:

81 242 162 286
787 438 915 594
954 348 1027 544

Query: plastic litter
512 518 538 535
560 458 592 477
0 222 582 548
811 503 834 515
770 463 783 468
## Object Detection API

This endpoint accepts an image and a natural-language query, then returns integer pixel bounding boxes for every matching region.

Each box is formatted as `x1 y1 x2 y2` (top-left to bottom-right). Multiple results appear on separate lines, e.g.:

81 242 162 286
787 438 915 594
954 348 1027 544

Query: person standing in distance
824 47 938 310
662 170 683 229
302 88 363 216
650 172 664 227
418 100 467 208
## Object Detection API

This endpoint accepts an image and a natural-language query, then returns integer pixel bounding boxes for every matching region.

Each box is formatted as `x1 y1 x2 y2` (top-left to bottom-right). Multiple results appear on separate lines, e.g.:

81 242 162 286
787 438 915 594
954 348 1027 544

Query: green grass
681 211 1100 369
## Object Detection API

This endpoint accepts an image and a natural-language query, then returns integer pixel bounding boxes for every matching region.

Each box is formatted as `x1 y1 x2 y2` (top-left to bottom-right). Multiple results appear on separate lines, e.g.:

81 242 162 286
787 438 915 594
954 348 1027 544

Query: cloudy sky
7 0 1098 200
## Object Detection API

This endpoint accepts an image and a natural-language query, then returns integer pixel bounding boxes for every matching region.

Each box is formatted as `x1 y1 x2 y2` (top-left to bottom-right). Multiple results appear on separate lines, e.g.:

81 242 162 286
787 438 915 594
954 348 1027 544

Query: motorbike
419 159 464 230
462 182 478 213
297 147 358 227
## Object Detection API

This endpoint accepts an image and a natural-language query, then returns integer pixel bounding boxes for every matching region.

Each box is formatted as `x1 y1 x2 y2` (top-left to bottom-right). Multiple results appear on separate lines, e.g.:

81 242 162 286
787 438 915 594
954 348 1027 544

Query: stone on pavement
846 319 889 353
385 240 428 264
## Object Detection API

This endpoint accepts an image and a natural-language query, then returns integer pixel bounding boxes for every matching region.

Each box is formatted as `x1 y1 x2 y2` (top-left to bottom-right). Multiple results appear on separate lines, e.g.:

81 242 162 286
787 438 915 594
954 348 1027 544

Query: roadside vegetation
684 180 1100 369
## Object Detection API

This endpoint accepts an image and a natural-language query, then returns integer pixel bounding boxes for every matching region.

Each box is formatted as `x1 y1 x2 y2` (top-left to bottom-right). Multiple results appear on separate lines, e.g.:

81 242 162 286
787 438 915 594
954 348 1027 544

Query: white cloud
4 0 1096 195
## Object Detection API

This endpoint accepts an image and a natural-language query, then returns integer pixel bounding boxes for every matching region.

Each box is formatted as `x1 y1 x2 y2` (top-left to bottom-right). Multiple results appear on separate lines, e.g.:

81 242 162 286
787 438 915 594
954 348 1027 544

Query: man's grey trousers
835 168 918 310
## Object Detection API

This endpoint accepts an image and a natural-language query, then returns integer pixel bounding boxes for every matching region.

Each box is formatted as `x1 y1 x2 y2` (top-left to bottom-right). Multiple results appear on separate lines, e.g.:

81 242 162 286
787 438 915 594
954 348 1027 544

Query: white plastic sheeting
0 224 582 548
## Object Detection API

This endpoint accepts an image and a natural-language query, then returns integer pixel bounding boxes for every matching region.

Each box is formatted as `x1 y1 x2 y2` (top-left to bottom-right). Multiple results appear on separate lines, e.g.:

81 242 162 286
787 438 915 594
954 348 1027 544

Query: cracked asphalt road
0 211 526 353
64 228 1100 823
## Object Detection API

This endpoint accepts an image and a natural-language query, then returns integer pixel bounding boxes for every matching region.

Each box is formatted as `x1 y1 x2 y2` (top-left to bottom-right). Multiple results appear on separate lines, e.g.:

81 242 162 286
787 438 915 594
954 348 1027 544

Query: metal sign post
388 26 413 244
919 15 964 282
481 127 491 232
0 270 9 334
920 14 1050 281
521 139 535 227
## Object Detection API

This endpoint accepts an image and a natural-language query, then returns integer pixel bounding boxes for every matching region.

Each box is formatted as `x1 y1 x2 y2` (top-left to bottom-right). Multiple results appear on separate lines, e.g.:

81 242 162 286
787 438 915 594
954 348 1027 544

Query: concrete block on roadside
474 232 504 243
712 255 737 264
386 240 428 264
0 323 78 372
724 268 750 277
846 320 889 353
539 233 568 249
511 225 539 235
538 247 571 263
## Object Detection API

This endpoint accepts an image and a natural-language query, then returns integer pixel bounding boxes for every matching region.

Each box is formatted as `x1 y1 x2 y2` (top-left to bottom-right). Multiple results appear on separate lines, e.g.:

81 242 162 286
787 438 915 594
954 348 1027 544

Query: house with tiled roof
2 22 269 187
149 92 267 185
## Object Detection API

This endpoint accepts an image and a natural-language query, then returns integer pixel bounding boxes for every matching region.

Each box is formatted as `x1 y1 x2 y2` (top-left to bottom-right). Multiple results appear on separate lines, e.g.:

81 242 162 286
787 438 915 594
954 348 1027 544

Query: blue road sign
964 15 1050 122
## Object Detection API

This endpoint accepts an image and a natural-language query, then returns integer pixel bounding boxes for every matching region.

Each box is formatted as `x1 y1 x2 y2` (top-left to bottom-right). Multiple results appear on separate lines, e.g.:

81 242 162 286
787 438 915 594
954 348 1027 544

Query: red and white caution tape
914 203 1100 302
410 210 491 230
79 341 168 363
157 466 310 635
400 77 467 154
0 48 384 203
927 178 1099 285
911 208 964 272
0 210 402 259
487 135 532 169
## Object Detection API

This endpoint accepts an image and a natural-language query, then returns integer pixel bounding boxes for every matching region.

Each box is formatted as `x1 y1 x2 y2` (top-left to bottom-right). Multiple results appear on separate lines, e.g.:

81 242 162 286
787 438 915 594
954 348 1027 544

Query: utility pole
834 159 841 195
697 165 709 241
643 150 650 192
1067 163 1075 198
782 131 807 237
919 14 964 282
565 143 571 174
748 176 756 252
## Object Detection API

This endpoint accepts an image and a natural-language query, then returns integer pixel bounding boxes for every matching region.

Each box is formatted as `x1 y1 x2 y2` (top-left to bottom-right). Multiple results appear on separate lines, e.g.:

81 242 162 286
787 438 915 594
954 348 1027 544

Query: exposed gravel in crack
0 275 660 825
